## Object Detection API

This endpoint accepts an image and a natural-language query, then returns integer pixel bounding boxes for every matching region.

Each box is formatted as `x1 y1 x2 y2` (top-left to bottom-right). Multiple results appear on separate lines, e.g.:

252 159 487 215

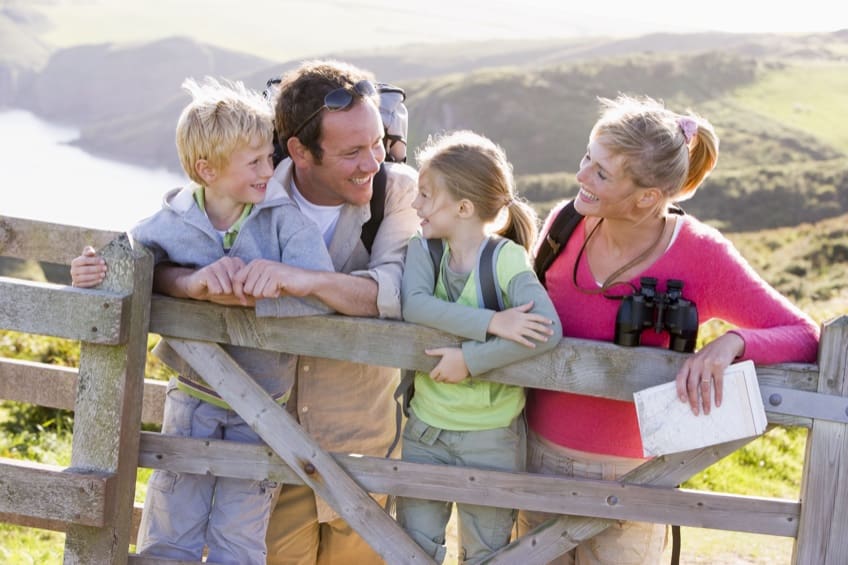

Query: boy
71 76 334 564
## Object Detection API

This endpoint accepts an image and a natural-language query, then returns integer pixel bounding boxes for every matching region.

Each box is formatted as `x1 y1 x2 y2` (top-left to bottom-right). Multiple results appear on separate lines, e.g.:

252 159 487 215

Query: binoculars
614 277 699 353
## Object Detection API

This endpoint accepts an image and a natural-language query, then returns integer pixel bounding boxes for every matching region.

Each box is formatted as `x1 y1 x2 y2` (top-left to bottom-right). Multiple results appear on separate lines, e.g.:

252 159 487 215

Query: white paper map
634 360 767 457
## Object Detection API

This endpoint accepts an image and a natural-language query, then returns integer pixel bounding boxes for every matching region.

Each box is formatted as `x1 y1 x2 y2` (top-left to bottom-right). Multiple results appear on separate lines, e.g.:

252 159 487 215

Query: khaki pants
265 483 384 565
516 432 667 565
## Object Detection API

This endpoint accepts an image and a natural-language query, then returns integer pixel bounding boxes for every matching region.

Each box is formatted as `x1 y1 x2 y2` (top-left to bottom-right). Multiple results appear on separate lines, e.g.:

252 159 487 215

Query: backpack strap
425 236 506 311
533 200 686 287
533 201 583 287
361 163 387 254
477 237 508 311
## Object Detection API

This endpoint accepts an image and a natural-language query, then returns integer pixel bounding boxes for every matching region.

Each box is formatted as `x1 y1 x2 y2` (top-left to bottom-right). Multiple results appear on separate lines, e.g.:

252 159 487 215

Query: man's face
298 99 386 207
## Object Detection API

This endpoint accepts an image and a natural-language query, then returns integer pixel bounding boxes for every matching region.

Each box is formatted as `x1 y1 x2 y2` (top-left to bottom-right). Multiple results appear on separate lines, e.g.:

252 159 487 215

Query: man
155 59 418 564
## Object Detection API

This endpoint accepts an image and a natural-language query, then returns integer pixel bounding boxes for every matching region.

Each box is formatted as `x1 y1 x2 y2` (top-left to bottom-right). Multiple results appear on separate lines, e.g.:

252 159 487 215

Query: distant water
0 109 187 232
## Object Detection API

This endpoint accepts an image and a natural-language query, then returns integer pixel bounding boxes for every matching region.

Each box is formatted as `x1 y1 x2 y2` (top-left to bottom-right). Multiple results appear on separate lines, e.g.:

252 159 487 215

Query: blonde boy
71 77 334 564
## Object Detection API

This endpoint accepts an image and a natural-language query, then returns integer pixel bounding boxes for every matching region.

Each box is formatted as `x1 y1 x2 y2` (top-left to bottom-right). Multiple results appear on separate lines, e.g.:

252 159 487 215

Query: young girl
398 130 562 564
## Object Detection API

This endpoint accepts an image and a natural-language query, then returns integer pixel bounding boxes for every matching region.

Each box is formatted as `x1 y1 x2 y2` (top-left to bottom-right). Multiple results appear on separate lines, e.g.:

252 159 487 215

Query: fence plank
0 457 114 528
486 439 754 564
164 338 437 565
63 235 152 565
0 215 119 265
0 358 166 424
794 316 848 565
149 296 818 402
138 433 798 536
0 277 129 344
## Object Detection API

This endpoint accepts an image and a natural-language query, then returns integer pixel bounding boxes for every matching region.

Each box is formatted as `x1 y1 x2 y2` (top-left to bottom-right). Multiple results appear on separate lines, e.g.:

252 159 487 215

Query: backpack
533 200 686 287
262 78 409 254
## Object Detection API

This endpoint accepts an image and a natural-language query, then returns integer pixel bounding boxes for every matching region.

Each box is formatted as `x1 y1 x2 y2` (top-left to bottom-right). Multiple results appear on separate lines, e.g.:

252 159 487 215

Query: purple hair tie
678 117 698 144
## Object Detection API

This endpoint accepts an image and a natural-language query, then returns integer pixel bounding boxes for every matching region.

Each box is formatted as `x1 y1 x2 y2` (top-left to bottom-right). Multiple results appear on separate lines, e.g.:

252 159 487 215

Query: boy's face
297 99 385 207
205 137 275 210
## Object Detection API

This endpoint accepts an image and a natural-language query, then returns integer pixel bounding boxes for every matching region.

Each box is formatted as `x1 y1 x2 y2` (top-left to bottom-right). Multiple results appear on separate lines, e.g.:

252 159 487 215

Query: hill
3 30 847 232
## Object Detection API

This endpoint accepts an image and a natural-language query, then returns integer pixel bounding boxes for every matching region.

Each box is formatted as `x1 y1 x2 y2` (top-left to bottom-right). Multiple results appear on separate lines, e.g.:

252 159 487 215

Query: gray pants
396 409 527 564
136 380 279 565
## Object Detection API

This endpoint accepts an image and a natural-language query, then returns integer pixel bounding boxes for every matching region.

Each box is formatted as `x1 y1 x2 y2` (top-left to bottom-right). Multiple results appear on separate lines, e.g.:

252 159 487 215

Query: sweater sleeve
461 270 562 376
687 222 820 364
256 215 336 318
401 235 495 341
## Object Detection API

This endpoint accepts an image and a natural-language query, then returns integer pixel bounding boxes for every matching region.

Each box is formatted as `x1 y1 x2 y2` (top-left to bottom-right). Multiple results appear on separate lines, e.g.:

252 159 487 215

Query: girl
399 130 562 564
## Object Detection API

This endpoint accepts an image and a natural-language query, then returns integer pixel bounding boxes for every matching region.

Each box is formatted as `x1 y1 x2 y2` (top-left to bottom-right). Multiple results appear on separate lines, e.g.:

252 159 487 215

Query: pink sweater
528 204 820 457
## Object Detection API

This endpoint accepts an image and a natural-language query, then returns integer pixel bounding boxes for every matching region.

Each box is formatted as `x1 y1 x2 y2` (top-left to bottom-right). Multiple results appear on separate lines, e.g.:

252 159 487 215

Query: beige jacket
270 158 419 522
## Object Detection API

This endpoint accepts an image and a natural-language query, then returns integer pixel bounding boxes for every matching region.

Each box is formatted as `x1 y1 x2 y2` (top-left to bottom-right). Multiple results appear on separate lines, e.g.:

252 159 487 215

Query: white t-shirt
289 179 344 246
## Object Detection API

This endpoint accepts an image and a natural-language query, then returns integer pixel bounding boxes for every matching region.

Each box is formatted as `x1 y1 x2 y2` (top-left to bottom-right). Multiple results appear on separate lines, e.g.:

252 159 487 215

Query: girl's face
412 168 460 240
574 138 644 220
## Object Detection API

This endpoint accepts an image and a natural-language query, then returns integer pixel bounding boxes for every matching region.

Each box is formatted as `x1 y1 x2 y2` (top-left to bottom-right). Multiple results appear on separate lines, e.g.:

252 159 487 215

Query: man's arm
350 163 420 319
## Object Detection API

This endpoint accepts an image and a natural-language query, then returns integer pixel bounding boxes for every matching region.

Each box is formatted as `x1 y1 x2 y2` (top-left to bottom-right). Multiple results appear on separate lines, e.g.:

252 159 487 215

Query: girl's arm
401 236 495 341
461 271 562 376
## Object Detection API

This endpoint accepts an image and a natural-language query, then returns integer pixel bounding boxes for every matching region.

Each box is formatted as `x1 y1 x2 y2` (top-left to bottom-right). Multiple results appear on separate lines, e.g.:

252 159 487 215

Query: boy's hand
425 347 469 384
487 301 555 347
70 246 107 288
180 257 248 303
233 260 314 299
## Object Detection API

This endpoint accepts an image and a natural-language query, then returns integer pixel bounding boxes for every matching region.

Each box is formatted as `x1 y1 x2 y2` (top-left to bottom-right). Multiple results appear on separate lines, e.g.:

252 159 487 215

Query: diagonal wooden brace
484 438 755 564
164 338 436 565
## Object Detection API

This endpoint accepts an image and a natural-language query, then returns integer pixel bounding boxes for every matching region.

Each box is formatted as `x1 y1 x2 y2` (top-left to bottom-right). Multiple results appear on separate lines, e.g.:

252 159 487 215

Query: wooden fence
0 215 846 564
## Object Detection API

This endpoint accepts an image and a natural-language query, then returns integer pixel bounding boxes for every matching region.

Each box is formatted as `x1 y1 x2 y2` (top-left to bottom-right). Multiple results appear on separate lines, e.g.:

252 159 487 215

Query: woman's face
574 138 643 219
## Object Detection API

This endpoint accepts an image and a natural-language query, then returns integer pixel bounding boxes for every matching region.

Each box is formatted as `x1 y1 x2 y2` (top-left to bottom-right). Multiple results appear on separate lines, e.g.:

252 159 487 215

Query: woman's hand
425 347 469 384
675 332 745 415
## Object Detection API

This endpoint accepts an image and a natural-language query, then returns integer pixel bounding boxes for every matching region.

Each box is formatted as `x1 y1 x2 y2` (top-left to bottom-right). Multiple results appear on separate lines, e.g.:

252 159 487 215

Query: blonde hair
416 130 538 252
590 94 719 202
176 77 274 184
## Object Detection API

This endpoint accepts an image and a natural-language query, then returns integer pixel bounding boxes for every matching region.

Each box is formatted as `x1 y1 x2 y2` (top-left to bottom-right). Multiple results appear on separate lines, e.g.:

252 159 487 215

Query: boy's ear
195 159 217 184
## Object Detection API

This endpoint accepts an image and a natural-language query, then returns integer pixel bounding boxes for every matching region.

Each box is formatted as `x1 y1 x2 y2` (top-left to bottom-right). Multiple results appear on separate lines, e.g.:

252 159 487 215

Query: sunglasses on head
290 80 377 139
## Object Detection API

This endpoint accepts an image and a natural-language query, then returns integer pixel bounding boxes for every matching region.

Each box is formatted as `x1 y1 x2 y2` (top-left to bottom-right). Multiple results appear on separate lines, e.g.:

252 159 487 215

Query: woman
517 94 820 564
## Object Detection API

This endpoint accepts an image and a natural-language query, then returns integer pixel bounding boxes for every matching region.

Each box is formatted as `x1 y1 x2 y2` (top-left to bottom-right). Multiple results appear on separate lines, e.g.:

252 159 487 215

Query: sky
21 0 848 63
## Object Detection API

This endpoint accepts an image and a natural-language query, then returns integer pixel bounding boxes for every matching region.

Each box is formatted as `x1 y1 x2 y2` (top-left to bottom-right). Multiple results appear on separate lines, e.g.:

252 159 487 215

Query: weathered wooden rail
0 215 846 564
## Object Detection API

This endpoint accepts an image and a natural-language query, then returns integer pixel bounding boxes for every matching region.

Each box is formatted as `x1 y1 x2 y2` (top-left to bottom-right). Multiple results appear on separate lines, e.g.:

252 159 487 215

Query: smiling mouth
579 187 599 202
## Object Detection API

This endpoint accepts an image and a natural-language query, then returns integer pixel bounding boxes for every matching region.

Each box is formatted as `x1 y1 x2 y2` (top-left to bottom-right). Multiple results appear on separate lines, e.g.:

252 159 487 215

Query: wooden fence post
793 315 848 564
62 235 152 564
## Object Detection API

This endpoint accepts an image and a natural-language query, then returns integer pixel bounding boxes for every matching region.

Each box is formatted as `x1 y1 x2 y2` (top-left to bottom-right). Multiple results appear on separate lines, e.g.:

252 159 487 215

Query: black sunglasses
290 80 377 139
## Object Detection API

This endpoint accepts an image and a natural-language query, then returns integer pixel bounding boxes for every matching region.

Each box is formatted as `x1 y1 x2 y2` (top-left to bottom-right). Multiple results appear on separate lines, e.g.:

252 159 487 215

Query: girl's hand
425 347 469 384
487 301 555 347
675 333 745 416
70 246 107 288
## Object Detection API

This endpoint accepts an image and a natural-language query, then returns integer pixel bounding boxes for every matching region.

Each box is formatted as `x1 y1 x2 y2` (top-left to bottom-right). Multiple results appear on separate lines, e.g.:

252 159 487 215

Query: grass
730 61 848 153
